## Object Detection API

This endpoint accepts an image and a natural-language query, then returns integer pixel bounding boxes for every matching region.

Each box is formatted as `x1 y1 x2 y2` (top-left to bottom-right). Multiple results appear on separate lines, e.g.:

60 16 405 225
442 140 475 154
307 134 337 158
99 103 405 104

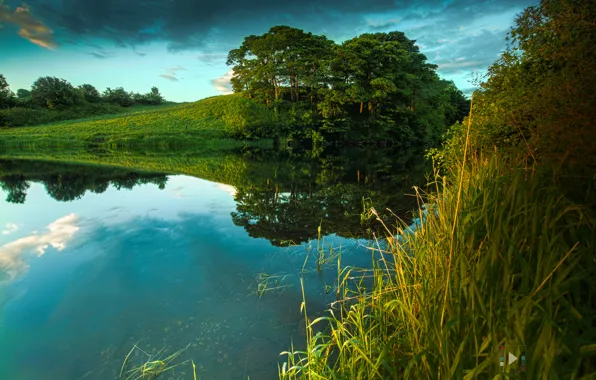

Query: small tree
31 76 81 109
78 84 101 103
0 74 16 109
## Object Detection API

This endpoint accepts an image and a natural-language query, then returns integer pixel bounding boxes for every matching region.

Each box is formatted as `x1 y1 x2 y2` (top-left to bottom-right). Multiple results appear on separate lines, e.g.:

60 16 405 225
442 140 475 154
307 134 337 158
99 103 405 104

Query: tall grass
280 152 596 379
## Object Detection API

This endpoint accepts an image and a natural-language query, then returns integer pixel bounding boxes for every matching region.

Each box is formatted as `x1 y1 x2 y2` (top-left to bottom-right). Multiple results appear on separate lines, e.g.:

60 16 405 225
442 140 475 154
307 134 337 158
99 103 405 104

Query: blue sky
0 0 538 102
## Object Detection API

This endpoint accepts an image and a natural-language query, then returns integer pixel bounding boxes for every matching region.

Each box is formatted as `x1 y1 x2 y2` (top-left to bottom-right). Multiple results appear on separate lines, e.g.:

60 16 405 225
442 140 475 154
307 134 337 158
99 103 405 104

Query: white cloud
212 70 234 94
0 214 80 284
1 223 19 235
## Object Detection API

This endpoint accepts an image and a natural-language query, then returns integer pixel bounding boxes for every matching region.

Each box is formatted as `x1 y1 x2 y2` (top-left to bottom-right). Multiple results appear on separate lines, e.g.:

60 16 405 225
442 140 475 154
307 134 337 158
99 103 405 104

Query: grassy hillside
0 94 275 148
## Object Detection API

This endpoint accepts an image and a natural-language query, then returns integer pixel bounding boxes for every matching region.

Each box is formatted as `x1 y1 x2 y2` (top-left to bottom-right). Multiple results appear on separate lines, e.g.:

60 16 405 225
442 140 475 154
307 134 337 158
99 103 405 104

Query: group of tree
0 74 164 110
0 74 166 127
226 26 470 145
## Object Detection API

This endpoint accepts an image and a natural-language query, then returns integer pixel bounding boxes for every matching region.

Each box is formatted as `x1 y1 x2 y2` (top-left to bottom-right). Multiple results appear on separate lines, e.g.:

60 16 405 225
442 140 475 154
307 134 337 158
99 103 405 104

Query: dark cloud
19 0 536 53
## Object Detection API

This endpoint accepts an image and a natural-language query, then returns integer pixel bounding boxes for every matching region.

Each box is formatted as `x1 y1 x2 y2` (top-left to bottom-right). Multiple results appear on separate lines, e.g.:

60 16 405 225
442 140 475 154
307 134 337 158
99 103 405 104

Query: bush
0 103 124 127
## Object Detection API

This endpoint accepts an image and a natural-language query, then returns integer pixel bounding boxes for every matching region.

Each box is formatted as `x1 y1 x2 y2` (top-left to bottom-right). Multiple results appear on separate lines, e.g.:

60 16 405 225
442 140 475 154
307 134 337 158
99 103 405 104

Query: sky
0 0 538 103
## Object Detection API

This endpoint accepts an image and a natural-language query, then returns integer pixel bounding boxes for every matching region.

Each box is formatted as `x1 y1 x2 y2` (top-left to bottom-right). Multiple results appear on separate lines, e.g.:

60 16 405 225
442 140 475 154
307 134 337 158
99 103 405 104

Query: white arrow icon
508 352 518 364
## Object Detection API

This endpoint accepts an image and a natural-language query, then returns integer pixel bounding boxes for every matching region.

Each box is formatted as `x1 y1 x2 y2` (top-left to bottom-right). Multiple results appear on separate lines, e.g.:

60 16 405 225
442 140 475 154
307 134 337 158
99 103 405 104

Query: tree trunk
360 101 364 114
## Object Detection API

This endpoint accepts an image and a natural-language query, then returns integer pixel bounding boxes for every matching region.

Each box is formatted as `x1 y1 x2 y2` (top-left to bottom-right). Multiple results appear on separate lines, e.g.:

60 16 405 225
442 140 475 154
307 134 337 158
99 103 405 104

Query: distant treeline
226 26 470 145
0 74 168 127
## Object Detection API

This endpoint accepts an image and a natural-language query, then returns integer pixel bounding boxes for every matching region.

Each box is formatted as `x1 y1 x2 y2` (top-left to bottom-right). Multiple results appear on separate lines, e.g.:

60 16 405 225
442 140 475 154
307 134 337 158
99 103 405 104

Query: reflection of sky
0 172 370 379
0 174 239 286
0 175 236 244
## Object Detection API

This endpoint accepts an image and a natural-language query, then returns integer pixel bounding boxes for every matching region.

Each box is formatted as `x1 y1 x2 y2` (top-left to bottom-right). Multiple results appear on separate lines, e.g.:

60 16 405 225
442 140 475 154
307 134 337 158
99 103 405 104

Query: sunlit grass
279 153 596 379
0 94 273 148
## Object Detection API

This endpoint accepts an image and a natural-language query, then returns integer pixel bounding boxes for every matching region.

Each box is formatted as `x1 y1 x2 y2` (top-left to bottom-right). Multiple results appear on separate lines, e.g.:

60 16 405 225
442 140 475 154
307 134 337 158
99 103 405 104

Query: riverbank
279 147 596 378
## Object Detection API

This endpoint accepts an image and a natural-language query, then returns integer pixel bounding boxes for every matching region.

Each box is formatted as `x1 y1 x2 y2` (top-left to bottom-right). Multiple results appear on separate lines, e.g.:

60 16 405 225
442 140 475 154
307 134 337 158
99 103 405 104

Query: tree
103 87 134 107
78 84 101 103
0 74 16 109
16 89 31 99
31 76 81 109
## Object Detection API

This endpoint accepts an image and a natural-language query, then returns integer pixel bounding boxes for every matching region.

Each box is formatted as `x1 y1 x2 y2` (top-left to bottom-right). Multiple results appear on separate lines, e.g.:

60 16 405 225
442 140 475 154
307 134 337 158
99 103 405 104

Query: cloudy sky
0 0 537 102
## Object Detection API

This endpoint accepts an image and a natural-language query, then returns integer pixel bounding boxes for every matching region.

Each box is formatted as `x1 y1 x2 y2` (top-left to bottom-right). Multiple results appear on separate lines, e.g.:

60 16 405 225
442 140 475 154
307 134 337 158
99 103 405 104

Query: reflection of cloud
0 214 79 284
212 70 234 94
0 3 57 49
215 183 236 197
2 223 19 236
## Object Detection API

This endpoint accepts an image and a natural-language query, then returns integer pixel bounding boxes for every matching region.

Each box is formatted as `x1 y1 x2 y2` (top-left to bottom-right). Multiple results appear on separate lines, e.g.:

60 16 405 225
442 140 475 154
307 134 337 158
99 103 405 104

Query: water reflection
0 147 429 379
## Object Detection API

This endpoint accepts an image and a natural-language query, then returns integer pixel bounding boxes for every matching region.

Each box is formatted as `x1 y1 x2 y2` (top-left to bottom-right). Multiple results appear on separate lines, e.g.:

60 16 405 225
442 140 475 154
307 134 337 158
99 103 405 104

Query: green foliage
31 76 82 109
0 74 16 109
456 0 596 171
227 27 468 146
78 84 101 103
16 89 31 99
103 87 135 107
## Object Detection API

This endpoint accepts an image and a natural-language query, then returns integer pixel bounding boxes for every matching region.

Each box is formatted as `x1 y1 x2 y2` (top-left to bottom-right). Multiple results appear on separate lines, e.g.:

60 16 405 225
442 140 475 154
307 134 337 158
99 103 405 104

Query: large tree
31 76 81 109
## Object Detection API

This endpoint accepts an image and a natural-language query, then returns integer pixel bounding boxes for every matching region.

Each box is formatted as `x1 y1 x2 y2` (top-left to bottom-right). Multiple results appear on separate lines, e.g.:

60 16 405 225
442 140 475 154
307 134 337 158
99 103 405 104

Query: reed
279 152 596 379
120 343 192 380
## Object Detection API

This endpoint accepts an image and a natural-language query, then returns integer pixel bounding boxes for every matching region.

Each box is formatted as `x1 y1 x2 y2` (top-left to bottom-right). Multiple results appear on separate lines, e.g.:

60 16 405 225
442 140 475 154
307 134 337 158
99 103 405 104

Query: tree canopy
227 26 469 145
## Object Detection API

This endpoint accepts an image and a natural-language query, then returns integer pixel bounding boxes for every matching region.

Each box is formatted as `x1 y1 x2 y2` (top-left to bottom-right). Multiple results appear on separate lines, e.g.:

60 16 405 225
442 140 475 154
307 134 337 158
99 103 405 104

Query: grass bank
280 151 596 378
0 94 274 148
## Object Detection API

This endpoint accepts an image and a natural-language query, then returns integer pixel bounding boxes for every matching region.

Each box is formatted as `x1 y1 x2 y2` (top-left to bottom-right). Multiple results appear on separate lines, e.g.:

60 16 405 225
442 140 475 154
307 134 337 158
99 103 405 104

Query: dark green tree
16 89 31 99
31 76 81 109
78 84 102 103
0 74 16 109
103 87 134 107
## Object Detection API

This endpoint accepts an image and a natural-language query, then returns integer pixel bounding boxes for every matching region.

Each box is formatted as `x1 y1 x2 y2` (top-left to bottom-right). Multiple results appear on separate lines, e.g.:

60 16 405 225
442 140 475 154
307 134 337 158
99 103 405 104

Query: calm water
0 148 428 379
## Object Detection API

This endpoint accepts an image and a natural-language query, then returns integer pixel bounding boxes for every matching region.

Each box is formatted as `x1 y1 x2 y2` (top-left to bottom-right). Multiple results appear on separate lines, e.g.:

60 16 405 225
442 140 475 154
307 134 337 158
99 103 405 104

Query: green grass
279 152 596 379
0 94 274 148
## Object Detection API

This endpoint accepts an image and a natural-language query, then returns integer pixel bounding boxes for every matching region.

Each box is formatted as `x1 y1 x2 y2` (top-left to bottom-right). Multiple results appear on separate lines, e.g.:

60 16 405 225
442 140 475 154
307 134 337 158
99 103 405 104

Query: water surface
0 148 428 379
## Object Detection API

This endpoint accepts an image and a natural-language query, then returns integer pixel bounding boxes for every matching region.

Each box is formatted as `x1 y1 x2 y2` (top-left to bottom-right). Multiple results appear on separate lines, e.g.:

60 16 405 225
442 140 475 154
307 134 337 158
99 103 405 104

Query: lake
0 146 429 380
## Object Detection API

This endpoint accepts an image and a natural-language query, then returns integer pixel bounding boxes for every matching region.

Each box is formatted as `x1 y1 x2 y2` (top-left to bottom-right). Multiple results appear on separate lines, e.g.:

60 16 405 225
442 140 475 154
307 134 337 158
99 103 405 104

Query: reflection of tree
0 175 30 204
231 147 428 245
0 160 169 204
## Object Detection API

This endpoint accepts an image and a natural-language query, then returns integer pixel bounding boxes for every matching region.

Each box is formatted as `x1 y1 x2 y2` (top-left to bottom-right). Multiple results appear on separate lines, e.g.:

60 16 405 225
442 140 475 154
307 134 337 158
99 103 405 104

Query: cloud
0 214 79 284
159 74 179 82
158 66 186 82
165 65 186 75
212 70 234 94
90 51 113 59
0 3 57 49
2 223 19 236
19 0 534 53
197 53 228 65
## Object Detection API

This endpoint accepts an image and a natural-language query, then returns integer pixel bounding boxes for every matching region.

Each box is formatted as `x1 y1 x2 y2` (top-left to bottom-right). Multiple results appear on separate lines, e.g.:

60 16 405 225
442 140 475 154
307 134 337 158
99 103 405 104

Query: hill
0 94 275 148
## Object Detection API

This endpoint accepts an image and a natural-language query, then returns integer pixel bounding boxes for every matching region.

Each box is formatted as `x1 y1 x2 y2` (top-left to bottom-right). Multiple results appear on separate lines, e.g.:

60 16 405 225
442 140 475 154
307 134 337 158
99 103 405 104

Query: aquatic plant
120 343 193 380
